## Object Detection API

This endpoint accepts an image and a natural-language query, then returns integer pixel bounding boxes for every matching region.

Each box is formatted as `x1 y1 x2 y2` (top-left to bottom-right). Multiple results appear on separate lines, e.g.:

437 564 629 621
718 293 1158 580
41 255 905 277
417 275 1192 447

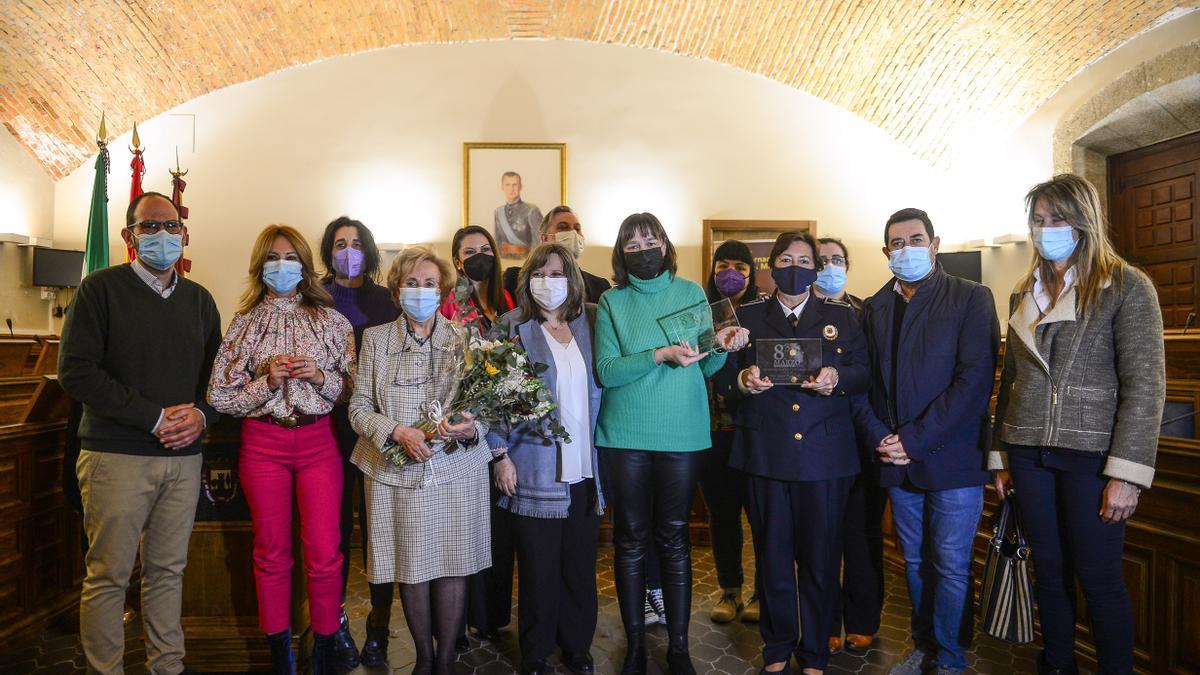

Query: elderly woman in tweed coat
991 174 1165 675
349 245 496 675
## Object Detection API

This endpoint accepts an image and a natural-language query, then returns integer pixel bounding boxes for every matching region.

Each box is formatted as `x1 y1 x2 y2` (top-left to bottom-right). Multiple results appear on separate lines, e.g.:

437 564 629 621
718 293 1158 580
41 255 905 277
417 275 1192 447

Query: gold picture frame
463 142 568 258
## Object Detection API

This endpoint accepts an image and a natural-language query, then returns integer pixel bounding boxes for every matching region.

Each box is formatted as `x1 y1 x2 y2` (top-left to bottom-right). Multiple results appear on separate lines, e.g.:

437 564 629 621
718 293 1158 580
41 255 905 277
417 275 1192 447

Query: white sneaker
643 593 661 626
648 588 667 624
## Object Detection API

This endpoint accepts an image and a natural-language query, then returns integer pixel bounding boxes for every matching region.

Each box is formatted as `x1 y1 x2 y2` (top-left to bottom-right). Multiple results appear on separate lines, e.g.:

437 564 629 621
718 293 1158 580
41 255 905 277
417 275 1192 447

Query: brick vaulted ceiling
2 1 1196 179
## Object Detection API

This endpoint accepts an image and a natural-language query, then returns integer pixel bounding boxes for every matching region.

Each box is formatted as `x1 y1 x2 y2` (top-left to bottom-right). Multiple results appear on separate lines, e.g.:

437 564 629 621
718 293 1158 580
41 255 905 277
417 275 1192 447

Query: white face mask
530 276 569 311
553 230 585 258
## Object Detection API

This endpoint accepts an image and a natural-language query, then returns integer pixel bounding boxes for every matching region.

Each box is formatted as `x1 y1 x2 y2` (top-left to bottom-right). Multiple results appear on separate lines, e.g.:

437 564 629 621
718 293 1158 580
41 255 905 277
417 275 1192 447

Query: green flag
84 146 110 275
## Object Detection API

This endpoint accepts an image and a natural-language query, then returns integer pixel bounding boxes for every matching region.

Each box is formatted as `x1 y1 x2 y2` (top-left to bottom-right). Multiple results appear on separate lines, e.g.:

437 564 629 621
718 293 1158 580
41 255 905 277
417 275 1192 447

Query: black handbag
980 492 1035 644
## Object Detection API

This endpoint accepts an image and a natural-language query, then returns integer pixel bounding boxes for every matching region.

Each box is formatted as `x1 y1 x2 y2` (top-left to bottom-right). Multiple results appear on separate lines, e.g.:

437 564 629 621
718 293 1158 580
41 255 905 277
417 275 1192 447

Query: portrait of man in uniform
464 143 567 259
493 171 544 258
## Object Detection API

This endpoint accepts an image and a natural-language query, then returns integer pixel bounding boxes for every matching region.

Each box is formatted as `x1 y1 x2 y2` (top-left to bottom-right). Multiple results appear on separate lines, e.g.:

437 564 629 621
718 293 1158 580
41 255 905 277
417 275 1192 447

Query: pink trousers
240 416 344 635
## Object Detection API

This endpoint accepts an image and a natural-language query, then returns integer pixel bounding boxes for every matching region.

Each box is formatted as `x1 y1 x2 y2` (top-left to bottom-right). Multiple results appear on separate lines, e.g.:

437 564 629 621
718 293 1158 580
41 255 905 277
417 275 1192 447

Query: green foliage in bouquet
457 338 572 444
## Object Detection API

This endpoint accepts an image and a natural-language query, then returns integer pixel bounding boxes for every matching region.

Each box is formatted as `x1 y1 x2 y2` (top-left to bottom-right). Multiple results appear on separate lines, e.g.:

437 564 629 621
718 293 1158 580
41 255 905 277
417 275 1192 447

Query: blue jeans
888 484 984 670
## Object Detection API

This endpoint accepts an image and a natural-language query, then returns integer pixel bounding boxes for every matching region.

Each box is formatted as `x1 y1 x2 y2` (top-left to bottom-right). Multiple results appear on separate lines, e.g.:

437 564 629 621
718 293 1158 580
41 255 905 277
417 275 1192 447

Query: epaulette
821 296 852 308
740 297 767 307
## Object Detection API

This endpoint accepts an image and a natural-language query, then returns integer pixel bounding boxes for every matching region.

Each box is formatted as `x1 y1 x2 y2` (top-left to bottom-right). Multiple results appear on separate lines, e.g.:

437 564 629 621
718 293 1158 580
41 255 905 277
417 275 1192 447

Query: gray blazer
989 267 1165 488
350 315 490 489
487 305 605 518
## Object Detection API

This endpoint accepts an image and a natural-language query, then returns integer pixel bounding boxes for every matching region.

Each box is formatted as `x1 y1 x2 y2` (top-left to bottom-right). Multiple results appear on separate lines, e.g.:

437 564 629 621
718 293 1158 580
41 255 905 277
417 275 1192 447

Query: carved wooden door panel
1109 131 1200 328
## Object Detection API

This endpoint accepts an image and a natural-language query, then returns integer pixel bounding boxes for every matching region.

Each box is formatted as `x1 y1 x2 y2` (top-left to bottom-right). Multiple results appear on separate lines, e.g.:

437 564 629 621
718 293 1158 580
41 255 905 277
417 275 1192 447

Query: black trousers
332 404 368 596
831 470 886 637
1008 446 1134 674
466 482 516 633
698 431 747 590
512 479 601 665
603 448 702 645
746 474 853 669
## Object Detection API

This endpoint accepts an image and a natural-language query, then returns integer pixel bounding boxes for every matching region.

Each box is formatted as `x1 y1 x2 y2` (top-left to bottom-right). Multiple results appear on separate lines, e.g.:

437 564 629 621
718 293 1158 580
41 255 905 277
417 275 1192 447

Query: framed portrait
463 142 567 259
702 219 817 296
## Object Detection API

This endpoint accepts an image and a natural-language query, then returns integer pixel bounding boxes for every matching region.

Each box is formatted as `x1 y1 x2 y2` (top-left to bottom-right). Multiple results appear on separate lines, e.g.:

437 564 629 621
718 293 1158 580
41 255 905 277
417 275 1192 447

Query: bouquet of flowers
381 331 570 467
456 338 571 444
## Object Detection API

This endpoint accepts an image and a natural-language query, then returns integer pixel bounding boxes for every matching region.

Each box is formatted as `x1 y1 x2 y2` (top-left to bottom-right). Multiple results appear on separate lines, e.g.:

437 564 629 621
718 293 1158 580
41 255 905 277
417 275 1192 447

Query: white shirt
777 294 809 322
541 325 593 484
132 258 178 298
1033 265 1077 313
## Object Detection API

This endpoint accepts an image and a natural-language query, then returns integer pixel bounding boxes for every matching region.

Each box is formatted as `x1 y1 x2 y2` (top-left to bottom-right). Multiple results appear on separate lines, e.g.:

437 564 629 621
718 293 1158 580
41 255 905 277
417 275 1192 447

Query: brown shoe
844 633 873 653
828 636 843 654
741 594 760 622
710 588 743 623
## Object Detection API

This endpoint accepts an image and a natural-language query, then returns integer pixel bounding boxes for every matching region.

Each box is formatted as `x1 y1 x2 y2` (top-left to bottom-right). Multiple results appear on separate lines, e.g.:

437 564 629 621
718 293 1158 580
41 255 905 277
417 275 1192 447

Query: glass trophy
755 338 822 384
657 298 740 353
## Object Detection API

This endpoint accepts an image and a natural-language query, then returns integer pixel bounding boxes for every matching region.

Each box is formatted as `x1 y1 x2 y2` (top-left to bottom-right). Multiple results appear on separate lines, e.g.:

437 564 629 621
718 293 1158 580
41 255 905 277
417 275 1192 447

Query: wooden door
1109 131 1200 328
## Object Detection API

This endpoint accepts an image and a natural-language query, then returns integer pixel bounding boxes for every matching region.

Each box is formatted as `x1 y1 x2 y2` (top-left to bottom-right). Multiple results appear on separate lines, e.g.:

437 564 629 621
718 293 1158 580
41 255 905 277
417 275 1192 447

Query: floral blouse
208 295 356 418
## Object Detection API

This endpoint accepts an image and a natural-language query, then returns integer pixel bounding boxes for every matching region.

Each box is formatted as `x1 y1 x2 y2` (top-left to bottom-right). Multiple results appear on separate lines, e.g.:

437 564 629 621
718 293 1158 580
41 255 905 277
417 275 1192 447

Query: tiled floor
2 543 1044 674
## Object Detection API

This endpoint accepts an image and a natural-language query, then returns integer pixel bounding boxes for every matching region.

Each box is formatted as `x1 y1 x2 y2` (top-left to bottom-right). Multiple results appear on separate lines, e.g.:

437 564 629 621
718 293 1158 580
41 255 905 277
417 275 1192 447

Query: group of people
58 172 1162 675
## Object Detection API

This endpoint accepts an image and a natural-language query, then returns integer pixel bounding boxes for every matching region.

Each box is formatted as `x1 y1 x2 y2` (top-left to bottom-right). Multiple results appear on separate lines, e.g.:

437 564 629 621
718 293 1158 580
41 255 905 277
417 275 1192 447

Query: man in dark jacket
855 208 999 675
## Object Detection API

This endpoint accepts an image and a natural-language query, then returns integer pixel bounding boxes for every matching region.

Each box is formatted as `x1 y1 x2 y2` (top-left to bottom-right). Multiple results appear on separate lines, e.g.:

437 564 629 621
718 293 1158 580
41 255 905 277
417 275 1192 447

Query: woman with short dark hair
595 212 748 674
489 242 605 675
733 230 869 675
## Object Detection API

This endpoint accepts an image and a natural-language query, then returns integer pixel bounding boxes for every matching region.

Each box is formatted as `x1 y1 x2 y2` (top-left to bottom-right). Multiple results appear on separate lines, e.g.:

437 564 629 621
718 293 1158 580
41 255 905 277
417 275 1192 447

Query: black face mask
461 253 496 282
771 265 818 295
625 247 665 281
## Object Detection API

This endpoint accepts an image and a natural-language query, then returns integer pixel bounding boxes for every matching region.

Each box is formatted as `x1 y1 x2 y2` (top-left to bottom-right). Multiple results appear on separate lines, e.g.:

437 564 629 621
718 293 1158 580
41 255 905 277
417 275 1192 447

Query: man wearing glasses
59 191 222 675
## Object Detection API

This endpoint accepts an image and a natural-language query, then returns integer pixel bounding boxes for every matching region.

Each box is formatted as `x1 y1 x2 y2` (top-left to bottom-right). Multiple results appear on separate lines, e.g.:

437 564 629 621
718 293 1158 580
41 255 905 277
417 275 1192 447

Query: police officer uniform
729 293 869 671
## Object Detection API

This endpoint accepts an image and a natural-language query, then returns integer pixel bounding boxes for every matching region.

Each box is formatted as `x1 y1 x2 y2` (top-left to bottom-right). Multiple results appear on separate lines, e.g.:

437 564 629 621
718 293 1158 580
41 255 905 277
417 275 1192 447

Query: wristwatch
491 452 509 465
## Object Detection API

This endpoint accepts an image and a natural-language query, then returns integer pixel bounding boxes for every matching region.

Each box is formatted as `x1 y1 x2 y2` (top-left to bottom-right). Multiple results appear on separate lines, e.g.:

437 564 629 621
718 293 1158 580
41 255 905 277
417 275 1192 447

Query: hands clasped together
390 411 478 464
266 354 325 390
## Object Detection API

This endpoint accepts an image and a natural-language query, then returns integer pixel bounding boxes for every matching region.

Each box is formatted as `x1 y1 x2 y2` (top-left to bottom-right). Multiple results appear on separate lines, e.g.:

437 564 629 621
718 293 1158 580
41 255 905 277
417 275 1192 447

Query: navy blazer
729 294 870 482
855 265 999 491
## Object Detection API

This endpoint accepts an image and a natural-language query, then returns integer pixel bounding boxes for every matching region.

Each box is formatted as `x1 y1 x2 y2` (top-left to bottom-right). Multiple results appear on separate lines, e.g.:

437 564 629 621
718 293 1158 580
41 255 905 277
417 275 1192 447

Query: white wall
48 25 1200 330
51 40 961 326
0 128 58 333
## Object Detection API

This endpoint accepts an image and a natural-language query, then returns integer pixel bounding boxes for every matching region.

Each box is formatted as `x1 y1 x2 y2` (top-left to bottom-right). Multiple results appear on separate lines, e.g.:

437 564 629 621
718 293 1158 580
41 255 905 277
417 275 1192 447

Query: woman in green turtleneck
594 212 748 675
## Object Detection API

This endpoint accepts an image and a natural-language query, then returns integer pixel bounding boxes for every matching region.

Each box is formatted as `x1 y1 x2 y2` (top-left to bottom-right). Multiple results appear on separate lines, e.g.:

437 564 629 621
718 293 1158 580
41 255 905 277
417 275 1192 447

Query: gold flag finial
130 121 143 152
97 113 108 145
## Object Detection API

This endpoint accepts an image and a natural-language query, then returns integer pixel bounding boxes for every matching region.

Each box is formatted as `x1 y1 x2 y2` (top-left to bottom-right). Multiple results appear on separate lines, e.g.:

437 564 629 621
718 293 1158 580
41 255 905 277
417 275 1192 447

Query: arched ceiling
2 1 1196 179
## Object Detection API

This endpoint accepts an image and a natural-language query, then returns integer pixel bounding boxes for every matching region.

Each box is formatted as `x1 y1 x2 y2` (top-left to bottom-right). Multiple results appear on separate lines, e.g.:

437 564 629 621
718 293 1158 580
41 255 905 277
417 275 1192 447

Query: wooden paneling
0 421 79 649
1110 131 1200 329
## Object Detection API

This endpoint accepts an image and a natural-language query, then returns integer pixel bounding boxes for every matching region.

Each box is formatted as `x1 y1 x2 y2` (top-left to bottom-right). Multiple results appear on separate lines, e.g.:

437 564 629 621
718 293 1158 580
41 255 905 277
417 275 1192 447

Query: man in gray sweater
59 191 221 675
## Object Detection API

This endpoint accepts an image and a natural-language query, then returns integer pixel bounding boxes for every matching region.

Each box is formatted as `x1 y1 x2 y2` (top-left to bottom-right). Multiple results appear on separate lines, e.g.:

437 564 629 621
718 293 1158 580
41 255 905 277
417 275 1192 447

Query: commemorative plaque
755 338 822 384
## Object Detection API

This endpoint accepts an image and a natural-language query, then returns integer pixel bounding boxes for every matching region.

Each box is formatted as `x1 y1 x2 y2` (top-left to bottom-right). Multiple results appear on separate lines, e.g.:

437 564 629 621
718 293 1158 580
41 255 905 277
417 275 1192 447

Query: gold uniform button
791 403 800 412
793 432 803 441
836 347 844 354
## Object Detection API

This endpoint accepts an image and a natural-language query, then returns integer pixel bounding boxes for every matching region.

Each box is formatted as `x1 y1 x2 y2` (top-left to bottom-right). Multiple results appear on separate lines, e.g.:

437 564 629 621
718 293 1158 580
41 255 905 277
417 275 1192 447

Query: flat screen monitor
939 251 982 284
31 247 85 288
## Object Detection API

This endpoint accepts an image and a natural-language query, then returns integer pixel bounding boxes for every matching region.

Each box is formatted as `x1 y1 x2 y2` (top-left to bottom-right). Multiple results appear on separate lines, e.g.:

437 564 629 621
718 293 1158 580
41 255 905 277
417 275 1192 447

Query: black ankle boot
333 609 360 669
666 642 696 675
620 632 647 675
360 607 391 667
311 632 337 675
266 629 294 675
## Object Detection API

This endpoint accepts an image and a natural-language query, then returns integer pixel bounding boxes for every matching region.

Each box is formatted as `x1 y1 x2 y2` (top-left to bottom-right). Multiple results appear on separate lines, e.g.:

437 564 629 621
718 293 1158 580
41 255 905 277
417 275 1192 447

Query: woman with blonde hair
350 245 495 675
991 174 1164 674
208 225 357 674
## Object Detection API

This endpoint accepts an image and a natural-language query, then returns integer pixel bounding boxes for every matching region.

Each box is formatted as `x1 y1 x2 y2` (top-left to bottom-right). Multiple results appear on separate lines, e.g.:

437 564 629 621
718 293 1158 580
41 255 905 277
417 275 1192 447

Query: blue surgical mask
1032 226 1077 262
399 287 441 322
815 265 848 295
888 246 933 283
135 231 184 271
262 260 304 295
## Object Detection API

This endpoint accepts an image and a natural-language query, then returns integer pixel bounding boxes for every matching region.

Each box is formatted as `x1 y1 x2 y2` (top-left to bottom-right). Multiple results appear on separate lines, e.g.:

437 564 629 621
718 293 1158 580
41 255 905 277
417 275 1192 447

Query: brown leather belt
261 413 326 429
